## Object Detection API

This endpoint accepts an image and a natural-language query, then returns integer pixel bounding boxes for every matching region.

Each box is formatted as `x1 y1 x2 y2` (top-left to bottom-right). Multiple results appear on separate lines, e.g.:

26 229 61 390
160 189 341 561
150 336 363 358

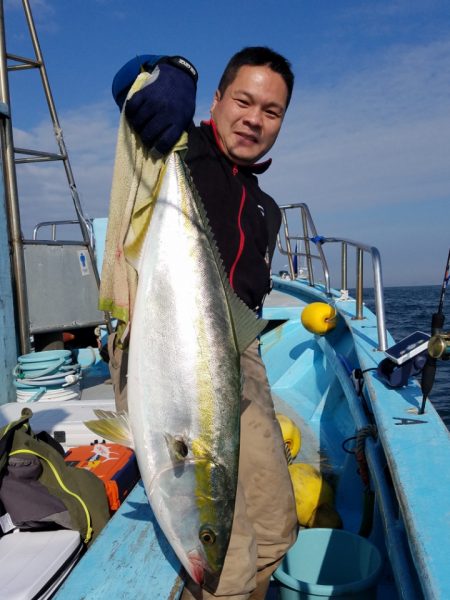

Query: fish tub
273 528 382 600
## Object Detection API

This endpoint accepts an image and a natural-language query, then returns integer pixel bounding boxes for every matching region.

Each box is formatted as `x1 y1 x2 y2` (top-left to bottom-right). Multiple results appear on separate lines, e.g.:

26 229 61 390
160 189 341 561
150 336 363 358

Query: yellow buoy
288 463 342 529
276 414 302 460
301 302 337 335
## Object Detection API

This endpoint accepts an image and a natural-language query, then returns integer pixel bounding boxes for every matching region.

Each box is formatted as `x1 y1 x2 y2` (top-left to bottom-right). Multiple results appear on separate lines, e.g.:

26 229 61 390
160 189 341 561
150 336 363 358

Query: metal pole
0 1 30 354
301 208 315 286
300 203 331 294
341 242 348 291
355 248 364 320
371 247 387 351
281 209 296 279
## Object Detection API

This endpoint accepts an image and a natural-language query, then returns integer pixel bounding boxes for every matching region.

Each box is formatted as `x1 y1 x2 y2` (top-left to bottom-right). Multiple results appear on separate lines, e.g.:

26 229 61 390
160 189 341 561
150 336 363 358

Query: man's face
210 65 288 166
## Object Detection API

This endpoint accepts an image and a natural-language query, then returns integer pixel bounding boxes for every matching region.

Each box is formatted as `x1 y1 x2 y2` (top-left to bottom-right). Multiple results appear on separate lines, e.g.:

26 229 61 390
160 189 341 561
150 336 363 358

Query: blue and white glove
112 55 197 154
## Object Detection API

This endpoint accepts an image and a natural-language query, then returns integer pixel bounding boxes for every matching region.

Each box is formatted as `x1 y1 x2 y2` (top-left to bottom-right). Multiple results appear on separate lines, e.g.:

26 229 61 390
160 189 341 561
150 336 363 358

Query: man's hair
217 46 294 108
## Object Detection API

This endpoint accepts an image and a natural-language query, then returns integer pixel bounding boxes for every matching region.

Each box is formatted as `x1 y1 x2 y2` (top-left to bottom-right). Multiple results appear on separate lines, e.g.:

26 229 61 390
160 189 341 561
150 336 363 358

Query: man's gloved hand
125 61 197 155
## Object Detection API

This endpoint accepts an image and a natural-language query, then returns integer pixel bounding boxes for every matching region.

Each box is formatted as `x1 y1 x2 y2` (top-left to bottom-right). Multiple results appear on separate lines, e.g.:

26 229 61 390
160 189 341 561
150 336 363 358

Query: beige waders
107 331 128 413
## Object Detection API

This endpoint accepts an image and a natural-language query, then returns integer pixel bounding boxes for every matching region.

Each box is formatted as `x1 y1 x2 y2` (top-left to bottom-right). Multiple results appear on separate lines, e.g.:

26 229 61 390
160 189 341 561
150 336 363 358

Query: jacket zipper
10 448 93 543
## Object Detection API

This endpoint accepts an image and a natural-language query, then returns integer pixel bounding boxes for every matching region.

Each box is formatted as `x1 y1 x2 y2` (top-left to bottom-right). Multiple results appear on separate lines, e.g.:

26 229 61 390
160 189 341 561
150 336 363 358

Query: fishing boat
3 205 450 600
1 3 450 600
50 205 450 600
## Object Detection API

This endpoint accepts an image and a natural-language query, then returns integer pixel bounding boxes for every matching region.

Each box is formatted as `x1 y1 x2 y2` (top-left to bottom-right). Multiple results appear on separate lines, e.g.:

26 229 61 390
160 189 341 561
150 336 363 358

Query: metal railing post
280 208 296 279
0 1 30 354
371 247 387 350
341 242 348 291
355 248 364 320
301 207 314 286
276 203 387 350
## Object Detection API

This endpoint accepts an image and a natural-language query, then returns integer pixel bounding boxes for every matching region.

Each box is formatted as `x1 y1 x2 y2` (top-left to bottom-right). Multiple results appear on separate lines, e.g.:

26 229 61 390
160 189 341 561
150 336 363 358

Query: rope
284 442 293 465
13 350 82 403
342 425 378 538
341 424 377 488
355 425 378 489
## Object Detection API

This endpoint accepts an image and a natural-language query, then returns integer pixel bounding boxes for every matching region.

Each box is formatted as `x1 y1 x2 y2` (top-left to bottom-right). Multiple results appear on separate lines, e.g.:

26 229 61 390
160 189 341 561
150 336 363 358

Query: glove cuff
157 56 198 85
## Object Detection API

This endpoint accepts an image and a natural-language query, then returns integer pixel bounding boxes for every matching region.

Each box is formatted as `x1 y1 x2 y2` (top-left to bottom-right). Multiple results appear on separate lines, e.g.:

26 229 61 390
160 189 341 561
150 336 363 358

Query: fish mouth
186 550 221 592
187 549 205 585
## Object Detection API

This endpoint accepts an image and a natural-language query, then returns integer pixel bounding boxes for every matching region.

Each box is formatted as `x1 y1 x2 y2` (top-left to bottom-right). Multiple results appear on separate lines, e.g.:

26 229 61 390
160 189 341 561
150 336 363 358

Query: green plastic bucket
273 529 382 600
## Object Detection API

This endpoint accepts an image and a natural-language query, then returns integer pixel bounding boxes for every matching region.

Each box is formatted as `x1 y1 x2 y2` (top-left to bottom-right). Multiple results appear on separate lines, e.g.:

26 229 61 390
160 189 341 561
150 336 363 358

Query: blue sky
3 0 450 287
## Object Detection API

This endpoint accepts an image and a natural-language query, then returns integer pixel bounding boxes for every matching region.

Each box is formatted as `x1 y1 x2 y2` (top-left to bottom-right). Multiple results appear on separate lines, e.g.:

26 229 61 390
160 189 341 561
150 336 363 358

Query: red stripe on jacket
229 184 246 289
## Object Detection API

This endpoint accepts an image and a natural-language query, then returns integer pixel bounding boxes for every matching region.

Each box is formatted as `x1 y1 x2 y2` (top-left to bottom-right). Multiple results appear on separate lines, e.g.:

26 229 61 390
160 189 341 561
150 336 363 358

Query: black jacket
185 120 281 311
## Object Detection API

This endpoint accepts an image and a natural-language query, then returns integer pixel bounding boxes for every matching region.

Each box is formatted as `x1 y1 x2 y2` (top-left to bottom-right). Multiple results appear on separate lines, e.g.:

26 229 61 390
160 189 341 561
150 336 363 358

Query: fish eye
199 526 216 546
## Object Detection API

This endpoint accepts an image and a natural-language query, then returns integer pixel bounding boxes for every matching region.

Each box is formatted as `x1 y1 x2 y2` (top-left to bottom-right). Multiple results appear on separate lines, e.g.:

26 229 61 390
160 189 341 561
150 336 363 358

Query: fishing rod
419 248 450 414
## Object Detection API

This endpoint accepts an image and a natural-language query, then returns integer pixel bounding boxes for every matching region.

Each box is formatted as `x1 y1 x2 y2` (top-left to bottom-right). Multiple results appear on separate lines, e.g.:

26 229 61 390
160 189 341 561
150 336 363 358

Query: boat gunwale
269 275 450 600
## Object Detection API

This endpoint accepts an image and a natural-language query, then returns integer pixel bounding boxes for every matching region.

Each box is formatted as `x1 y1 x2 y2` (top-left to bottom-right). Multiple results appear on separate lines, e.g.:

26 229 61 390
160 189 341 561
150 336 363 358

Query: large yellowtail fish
87 131 265 591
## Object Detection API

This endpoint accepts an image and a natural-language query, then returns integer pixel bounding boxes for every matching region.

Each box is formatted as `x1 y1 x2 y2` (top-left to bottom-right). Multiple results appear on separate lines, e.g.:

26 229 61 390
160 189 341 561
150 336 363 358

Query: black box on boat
65 443 140 511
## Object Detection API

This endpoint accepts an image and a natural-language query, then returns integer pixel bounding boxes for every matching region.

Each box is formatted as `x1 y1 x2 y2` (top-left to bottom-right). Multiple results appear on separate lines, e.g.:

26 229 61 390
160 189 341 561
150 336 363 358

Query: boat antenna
418 248 450 414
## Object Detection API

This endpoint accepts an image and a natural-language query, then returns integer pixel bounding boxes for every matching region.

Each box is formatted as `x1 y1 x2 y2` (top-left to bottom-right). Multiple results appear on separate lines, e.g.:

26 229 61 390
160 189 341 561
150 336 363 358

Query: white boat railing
33 219 94 246
277 203 388 351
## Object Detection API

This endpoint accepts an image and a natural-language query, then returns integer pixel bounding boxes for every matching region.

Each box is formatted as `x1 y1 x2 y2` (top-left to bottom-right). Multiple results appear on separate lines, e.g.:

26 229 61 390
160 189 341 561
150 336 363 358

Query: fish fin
93 409 120 420
177 155 267 354
84 410 134 448
224 287 267 354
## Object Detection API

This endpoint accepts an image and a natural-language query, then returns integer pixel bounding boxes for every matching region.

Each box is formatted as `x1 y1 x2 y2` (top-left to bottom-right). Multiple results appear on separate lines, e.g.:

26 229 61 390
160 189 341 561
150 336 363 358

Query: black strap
158 55 198 84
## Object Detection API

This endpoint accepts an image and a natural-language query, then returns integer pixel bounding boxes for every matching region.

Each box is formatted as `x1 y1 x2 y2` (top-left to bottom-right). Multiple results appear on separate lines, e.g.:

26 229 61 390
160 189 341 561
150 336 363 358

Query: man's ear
210 89 221 113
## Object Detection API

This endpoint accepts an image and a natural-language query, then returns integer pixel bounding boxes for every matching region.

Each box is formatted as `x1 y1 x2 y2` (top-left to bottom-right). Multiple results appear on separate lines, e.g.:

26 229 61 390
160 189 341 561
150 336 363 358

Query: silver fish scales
126 149 265 589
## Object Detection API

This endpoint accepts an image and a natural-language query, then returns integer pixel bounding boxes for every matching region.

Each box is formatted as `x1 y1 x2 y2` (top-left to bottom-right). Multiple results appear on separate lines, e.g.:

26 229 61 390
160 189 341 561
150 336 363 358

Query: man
107 47 298 600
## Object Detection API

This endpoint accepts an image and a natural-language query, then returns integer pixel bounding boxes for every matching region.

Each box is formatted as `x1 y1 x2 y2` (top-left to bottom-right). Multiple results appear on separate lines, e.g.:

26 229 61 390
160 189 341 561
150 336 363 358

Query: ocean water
363 285 450 429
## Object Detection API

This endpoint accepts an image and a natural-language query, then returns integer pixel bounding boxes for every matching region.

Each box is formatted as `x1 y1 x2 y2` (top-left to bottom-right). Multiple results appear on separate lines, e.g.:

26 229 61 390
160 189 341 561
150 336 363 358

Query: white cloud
13 100 117 238
5 0 57 31
264 37 450 208
262 38 450 286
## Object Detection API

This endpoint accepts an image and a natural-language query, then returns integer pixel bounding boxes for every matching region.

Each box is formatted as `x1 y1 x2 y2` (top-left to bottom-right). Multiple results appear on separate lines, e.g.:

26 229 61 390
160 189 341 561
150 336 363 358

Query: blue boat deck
55 482 185 599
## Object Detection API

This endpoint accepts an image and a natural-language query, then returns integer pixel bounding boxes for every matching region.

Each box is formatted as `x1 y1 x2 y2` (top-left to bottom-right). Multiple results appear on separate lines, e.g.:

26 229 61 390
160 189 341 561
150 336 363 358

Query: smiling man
211 63 289 166
108 47 298 600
